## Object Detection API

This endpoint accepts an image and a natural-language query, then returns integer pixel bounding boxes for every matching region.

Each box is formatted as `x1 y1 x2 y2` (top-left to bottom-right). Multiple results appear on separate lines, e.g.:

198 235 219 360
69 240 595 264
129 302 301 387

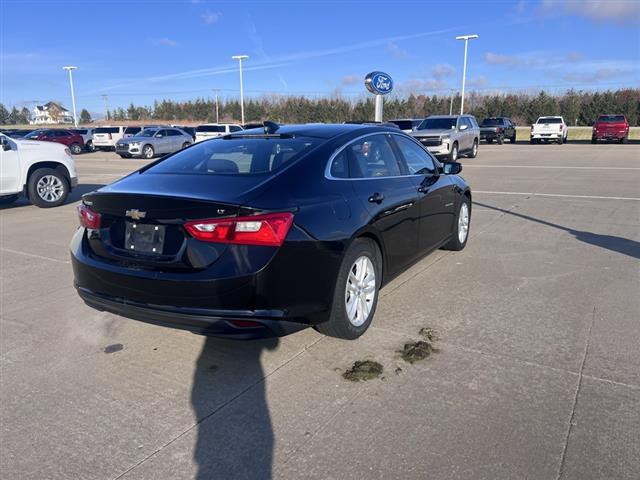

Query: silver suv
115 127 193 159
411 115 480 161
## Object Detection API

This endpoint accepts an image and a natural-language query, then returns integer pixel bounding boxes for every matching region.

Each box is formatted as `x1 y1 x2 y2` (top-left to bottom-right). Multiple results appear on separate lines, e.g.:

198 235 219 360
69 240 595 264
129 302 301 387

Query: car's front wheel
70 143 82 154
448 142 458 162
442 197 470 251
315 238 381 340
28 168 69 208
468 139 478 158
142 144 155 159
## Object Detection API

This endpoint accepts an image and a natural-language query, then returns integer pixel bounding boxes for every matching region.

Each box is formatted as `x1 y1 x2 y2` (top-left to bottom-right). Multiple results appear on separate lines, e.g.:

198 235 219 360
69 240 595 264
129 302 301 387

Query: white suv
195 123 243 142
92 126 126 150
0 134 78 207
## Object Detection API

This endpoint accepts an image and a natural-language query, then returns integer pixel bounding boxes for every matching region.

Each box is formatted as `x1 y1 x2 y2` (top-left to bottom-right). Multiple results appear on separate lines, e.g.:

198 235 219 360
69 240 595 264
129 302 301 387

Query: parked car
479 117 516 144
389 119 423 133
24 129 85 154
71 123 471 340
530 116 567 144
171 125 196 140
592 115 629 144
195 123 243 142
242 122 265 130
115 127 193 159
93 126 126 151
411 115 479 161
71 128 95 151
123 126 144 138
0 133 78 207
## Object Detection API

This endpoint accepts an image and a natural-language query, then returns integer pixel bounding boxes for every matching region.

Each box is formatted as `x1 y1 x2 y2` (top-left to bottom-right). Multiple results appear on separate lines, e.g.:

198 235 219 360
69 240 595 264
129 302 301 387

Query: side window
229 125 242 132
463 117 473 129
329 150 348 178
345 135 401 178
393 136 436 175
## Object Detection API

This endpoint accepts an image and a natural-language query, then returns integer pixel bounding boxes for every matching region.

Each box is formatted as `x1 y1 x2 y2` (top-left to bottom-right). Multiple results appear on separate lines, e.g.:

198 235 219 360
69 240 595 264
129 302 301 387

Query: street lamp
62 66 78 126
231 55 249 124
455 35 478 115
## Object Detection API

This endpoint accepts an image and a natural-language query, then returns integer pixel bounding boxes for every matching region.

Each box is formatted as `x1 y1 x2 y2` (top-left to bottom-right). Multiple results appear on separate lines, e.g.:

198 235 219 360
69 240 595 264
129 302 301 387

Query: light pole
231 55 249 124
455 35 478 115
63 66 78 126
213 89 220 123
101 94 109 121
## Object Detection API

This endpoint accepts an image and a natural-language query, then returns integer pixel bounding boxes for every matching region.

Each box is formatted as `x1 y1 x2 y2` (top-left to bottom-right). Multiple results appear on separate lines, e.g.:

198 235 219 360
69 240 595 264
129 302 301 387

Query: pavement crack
556 305 596 480
112 335 325 480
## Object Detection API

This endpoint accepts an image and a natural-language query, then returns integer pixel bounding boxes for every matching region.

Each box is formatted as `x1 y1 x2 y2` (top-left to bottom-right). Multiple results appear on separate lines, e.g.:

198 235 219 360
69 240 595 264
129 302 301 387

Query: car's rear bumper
480 131 499 140
76 286 307 339
531 133 562 139
593 133 627 140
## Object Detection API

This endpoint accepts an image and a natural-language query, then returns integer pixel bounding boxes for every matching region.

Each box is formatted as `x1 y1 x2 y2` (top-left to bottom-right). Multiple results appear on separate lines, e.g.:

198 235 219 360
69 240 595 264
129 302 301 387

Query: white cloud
341 75 359 86
563 68 624 83
484 52 523 66
385 41 409 59
201 10 222 24
467 76 489 88
432 64 455 80
398 78 448 93
541 0 640 25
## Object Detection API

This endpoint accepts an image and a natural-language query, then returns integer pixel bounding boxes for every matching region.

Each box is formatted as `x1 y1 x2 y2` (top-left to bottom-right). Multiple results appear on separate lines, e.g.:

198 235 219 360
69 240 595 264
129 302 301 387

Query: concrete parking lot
1 143 639 479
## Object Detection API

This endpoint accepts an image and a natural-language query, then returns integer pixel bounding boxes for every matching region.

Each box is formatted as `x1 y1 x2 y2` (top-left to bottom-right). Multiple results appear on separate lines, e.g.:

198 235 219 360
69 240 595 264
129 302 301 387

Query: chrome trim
324 131 441 181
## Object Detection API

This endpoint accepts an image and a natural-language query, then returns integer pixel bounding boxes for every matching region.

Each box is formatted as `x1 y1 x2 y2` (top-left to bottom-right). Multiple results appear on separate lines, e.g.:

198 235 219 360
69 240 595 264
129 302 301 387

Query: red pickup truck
592 115 629 144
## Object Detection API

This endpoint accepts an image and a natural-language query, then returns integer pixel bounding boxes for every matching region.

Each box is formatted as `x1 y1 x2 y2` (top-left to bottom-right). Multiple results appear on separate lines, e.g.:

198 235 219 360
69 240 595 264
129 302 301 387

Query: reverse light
184 212 294 247
77 204 101 229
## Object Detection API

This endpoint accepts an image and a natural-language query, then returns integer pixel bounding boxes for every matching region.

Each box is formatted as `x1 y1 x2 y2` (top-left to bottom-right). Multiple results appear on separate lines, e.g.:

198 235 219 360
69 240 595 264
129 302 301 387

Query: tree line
2 89 639 126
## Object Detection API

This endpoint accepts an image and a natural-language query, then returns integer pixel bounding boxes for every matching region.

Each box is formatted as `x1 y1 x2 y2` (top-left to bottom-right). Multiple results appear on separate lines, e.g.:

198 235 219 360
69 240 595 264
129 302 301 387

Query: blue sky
1 0 639 118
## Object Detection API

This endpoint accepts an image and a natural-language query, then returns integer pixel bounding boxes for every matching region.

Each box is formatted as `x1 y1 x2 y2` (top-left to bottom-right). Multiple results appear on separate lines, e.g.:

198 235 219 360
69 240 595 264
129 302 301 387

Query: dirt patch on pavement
399 341 434 363
342 360 384 382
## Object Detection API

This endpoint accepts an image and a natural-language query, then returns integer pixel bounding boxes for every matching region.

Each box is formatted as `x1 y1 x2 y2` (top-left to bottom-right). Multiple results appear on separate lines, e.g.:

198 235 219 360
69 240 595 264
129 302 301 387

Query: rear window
196 125 225 133
95 127 120 134
418 118 456 130
145 137 321 175
597 115 625 123
390 120 414 130
124 127 142 134
481 118 503 126
538 117 562 124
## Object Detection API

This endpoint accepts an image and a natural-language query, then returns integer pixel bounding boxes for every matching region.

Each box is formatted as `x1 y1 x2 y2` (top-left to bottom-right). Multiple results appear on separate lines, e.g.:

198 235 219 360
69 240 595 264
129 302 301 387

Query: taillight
559 125 563 130
184 212 294 247
496 127 502 133
77 204 101 229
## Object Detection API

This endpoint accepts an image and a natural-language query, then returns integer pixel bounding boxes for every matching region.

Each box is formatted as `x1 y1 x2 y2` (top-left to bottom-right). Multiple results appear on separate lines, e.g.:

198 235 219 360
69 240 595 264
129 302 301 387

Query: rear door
392 135 456 251
343 133 420 275
155 129 171 153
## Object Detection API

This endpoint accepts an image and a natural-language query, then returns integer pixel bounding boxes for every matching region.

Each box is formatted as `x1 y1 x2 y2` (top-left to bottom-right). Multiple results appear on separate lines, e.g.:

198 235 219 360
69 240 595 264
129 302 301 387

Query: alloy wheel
344 256 376 327
36 175 64 203
458 203 469 244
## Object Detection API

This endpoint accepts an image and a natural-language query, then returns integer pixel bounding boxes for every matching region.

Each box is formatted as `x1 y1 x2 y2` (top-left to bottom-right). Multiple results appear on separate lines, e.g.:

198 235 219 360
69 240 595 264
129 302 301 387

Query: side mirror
155 134 163 138
459 124 468 131
443 162 462 175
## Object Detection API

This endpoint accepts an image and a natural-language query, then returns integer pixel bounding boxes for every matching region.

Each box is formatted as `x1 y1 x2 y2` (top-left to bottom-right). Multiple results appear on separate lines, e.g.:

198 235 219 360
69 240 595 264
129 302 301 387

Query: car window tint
229 125 243 132
330 150 348 178
346 135 401 178
393 136 436 175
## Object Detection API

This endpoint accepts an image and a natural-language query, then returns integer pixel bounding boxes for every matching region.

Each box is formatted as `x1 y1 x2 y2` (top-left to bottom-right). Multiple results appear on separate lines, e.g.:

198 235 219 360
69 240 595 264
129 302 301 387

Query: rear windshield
537 117 562 124
145 137 321 175
418 118 456 130
95 127 120 134
124 127 142 134
196 125 225 133
390 120 415 130
597 115 625 123
481 118 503 126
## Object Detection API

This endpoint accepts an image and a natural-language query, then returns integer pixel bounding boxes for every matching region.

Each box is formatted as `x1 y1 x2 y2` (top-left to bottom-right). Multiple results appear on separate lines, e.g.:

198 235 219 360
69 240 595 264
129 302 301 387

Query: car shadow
191 336 279 479
0 183 104 210
474 201 640 260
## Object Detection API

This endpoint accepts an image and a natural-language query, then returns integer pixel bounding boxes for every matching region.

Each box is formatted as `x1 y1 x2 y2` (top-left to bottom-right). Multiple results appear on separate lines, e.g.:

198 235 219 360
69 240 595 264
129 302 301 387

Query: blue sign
365 71 393 95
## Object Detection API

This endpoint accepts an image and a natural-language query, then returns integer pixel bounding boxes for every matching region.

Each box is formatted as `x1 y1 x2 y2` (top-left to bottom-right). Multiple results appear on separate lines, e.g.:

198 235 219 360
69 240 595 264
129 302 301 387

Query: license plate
125 222 165 254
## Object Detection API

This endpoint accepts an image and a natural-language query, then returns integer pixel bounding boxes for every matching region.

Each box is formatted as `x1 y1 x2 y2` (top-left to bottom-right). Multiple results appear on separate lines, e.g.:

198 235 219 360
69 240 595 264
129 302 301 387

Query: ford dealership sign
365 71 393 95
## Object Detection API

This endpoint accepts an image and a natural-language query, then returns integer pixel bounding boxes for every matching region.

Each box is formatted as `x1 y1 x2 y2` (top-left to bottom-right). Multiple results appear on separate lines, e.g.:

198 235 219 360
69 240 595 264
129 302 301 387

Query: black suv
479 117 516 144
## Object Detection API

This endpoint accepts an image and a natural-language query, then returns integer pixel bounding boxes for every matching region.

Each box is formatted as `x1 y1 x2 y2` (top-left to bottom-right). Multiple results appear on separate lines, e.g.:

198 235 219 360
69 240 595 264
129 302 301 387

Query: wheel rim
452 145 458 161
71 144 80 153
144 146 153 158
345 256 376 327
458 203 469 244
472 141 478 156
36 175 64 202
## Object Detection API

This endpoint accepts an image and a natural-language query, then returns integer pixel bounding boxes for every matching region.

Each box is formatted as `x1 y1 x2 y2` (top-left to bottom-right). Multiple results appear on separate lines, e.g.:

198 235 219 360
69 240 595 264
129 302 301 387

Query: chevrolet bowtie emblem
125 209 146 220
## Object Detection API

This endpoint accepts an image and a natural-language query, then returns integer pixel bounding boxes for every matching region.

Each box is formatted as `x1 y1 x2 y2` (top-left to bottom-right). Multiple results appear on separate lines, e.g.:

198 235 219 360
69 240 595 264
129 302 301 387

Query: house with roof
31 102 74 124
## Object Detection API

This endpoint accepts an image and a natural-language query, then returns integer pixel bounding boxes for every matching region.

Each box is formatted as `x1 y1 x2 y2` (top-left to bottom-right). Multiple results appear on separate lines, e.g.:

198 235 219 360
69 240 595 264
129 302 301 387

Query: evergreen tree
80 109 92 124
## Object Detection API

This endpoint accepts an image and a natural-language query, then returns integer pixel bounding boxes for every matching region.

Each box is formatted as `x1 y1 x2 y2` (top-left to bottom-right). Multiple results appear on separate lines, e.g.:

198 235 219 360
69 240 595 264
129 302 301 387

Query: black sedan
71 123 471 340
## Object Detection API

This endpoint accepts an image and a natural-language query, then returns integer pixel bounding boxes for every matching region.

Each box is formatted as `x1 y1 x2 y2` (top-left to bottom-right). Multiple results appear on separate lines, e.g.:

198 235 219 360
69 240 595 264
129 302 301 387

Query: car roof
427 115 463 119
235 123 399 139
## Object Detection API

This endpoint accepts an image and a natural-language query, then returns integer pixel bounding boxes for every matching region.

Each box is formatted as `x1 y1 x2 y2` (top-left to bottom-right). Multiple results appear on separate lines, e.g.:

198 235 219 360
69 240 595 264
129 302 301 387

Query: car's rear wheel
315 238 381 340
620 136 628 144
497 135 504 145
591 137 597 144
86 140 95 152
468 139 478 158
442 197 470 251
448 142 458 162
70 143 82 154
142 144 154 159
28 168 69 208
0 194 18 206
487 138 493 144
510 134 517 143
182 142 191 149
557 136 564 145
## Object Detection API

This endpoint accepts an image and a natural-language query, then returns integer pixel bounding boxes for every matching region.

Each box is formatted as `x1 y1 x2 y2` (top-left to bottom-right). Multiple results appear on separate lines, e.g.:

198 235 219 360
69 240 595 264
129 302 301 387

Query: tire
142 144 154 159
0 194 18 206
86 140 95 152
442 196 471 251
487 138 493 144
315 238 382 340
70 143 82 154
181 142 191 149
448 142 458 162
620 136 628 144
27 168 69 208
118 154 131 159
591 137 597 144
468 139 478 158
557 136 563 145
497 135 504 145
530 138 535 145
510 133 517 143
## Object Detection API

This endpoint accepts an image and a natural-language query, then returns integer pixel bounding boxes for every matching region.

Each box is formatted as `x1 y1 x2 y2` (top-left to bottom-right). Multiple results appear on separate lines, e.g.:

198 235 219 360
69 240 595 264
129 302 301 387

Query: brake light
559 125 563 130
184 212 294 247
77 204 101 229
496 127 502 133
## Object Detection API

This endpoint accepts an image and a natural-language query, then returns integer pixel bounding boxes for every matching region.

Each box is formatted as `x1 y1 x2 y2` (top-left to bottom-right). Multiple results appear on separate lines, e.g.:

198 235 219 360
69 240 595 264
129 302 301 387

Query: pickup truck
592 115 629 143
0 133 78 207
479 117 516 144
530 116 568 144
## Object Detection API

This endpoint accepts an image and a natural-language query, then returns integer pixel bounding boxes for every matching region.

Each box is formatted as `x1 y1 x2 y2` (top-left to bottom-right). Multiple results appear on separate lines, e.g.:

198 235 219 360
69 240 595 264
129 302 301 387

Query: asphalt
1 142 639 479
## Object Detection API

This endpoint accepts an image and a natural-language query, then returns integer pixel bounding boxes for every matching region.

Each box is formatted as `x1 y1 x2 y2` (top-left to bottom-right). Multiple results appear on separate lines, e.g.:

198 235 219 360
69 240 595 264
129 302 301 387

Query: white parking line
474 191 640 201
465 165 640 170
1 248 70 264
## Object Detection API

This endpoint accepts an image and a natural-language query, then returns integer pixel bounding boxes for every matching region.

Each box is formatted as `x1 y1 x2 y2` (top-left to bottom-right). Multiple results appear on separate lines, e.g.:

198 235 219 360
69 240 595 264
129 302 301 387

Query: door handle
417 185 429 193
368 192 384 204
